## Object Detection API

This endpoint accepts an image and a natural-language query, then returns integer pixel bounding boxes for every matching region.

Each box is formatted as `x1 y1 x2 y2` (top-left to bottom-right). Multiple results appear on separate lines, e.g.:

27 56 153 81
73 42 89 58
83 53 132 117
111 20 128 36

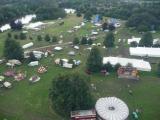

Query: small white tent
28 61 39 67
24 22 45 30
130 47 160 57
15 14 36 25
103 56 151 71
64 8 76 14
0 24 11 32
63 63 73 68
54 47 63 51
128 37 141 44
22 42 34 49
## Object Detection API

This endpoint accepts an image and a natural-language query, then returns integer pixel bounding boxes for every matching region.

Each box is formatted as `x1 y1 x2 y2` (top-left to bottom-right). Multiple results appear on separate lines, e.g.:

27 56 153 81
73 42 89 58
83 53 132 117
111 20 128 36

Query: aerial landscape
0 0 160 120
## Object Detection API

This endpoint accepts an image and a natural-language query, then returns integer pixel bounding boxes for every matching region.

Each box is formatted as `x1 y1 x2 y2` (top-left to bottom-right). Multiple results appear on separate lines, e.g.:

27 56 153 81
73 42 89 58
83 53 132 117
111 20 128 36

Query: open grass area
0 14 160 120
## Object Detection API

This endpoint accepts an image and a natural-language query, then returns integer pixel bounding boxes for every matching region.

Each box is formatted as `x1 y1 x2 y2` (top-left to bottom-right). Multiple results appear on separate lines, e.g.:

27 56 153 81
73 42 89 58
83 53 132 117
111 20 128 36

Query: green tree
14 34 19 39
104 32 115 48
103 62 114 72
3 38 24 60
88 38 93 45
137 25 149 32
28 52 37 62
102 22 108 31
19 33 27 40
10 20 23 30
86 46 102 73
108 24 115 31
49 73 94 116
45 34 51 42
84 11 92 21
76 11 82 17
51 36 57 42
130 41 138 47
114 63 121 72
73 37 79 45
139 32 153 47
7 33 12 38
81 37 87 45
37 35 43 41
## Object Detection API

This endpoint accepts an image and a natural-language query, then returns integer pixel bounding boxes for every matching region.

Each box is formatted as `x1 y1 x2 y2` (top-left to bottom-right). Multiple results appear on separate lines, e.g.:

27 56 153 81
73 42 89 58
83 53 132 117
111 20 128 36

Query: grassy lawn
0 14 160 120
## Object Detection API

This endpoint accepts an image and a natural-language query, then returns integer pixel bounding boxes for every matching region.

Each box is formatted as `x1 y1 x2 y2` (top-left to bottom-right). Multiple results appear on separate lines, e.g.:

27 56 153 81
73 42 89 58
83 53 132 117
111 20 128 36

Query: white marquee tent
0 14 36 32
95 97 129 120
0 24 11 32
103 56 151 71
54 47 63 51
64 8 76 14
128 37 159 45
130 47 160 57
128 37 141 44
22 42 34 49
24 22 45 30
15 14 36 25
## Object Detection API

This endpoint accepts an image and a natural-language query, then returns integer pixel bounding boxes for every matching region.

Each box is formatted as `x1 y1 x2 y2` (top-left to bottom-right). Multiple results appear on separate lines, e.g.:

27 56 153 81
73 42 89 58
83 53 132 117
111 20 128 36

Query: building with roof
103 56 151 71
128 37 141 44
130 47 160 57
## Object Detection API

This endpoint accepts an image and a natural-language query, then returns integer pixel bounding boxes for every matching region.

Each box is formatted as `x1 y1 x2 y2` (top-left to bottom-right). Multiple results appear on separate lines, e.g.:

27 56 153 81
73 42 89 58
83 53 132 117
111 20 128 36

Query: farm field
0 14 160 120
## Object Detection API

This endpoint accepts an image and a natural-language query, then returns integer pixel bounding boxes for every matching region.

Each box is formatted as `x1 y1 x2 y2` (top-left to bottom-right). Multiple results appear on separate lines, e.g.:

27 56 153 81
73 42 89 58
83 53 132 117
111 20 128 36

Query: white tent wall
130 47 160 57
128 37 141 44
103 57 151 71
22 42 34 49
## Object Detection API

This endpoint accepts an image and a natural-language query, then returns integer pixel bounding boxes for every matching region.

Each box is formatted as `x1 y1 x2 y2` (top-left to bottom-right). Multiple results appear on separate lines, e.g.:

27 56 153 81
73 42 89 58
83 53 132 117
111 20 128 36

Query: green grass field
0 14 160 120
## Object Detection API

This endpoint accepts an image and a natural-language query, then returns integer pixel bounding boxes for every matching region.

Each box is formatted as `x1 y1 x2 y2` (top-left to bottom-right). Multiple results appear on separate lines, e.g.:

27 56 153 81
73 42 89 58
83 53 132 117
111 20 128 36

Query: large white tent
24 22 45 30
95 97 129 120
128 37 159 45
103 56 151 71
0 24 11 32
15 14 36 25
0 14 36 32
64 8 76 14
128 37 141 44
130 47 160 57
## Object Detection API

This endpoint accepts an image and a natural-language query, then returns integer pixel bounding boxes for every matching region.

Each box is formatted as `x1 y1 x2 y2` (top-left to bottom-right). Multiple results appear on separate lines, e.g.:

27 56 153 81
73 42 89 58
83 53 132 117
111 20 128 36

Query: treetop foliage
49 73 94 116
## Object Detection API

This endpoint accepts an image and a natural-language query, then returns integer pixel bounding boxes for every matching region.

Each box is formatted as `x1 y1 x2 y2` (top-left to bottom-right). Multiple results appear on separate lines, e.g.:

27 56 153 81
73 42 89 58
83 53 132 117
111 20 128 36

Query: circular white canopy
95 97 129 120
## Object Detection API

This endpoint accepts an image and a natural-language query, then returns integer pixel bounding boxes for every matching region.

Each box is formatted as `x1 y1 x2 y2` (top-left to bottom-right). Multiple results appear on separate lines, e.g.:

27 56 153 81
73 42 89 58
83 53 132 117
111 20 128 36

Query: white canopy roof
0 24 11 32
3 82 12 88
64 8 76 14
24 22 45 30
128 37 141 44
91 31 98 35
95 97 129 120
15 14 36 25
54 47 63 51
74 26 81 29
103 56 151 71
22 42 34 49
130 47 160 57
0 14 36 32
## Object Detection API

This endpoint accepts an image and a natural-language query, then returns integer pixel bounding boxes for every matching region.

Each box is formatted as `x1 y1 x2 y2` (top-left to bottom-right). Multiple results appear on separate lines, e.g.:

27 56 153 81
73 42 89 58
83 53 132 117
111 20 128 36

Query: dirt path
28 42 71 51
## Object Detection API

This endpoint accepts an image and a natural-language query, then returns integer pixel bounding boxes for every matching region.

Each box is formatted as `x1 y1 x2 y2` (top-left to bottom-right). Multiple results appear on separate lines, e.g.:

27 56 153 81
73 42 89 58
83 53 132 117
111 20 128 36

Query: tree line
59 0 160 32
0 0 66 26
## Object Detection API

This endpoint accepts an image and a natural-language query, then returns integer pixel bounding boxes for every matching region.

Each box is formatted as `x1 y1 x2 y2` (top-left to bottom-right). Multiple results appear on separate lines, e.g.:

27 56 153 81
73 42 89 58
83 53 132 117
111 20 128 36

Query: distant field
0 14 160 120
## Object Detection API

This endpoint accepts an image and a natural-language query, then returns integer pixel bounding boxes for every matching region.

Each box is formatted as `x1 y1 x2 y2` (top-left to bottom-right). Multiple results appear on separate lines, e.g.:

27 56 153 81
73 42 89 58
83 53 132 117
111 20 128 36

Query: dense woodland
0 0 66 26
58 0 160 31
0 0 160 31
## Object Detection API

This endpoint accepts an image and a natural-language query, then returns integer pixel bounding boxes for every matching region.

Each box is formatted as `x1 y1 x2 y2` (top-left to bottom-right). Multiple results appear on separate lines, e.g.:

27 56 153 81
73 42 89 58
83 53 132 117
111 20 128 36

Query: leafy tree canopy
49 73 94 117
